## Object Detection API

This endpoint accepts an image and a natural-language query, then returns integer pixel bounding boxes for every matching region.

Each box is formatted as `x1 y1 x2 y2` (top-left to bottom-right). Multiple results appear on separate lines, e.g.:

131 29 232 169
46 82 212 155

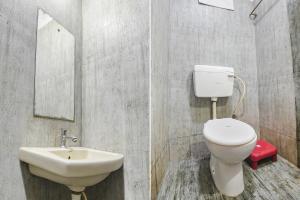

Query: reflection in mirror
34 9 75 121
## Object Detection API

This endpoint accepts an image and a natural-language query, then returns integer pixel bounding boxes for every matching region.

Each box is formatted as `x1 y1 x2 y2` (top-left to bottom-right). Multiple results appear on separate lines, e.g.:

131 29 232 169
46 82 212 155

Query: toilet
204 118 257 196
193 65 257 197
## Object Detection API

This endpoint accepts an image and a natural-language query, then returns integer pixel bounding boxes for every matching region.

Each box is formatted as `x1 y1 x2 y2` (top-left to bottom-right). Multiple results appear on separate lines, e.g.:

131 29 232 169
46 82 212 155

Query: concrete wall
0 0 82 199
167 0 260 161
255 0 298 165
287 0 300 166
81 0 149 199
150 0 170 199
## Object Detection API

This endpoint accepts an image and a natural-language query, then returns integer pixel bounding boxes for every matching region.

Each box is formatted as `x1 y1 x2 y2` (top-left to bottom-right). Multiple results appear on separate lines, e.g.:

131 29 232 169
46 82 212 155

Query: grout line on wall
149 0 152 198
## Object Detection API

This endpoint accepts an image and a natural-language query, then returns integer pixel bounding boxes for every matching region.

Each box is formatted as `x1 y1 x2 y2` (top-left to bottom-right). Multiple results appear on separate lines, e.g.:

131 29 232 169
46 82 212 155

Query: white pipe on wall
211 97 218 119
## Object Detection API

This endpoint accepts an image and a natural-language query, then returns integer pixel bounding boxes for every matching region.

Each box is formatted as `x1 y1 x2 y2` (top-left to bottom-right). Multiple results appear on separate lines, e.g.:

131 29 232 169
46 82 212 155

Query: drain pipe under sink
71 191 88 200
71 193 81 200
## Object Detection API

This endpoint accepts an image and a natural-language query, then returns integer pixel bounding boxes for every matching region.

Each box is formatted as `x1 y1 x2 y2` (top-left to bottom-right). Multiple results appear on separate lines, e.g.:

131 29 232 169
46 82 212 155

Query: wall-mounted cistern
60 129 78 148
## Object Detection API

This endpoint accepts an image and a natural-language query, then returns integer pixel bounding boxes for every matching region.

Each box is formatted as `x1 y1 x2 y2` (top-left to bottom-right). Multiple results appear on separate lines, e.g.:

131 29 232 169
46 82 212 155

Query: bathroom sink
19 147 124 192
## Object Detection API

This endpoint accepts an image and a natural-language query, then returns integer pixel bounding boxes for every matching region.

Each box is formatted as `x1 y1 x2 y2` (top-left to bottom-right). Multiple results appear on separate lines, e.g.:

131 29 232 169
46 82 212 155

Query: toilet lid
203 118 256 146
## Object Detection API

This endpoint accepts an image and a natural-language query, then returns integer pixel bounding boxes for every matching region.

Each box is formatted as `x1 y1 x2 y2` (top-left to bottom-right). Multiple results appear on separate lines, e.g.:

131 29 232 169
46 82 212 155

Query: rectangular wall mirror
34 9 75 121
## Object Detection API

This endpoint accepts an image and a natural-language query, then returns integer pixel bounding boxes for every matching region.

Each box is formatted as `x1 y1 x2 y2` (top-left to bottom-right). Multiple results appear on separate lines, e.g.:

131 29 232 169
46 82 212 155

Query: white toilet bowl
203 118 257 197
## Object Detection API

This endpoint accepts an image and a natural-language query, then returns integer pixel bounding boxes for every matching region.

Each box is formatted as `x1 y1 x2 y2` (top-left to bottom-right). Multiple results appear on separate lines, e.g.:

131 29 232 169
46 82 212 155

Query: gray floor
157 156 300 200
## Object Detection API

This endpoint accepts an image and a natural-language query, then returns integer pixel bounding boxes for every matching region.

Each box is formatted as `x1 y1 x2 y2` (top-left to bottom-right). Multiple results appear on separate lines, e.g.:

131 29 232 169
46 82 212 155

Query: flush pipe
211 97 218 119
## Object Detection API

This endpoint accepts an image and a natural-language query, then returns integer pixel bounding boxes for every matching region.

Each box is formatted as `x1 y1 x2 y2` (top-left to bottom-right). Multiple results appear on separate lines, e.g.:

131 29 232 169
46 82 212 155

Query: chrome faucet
60 129 78 148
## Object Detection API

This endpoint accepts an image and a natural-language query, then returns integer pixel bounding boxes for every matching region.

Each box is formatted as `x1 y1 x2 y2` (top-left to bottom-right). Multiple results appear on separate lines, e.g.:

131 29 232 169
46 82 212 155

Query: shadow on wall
20 162 124 200
85 167 124 200
20 162 71 200
190 141 211 160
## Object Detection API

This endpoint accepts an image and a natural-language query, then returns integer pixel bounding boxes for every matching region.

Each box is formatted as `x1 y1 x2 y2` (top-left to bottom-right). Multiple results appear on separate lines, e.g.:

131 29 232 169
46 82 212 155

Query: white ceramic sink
19 147 124 192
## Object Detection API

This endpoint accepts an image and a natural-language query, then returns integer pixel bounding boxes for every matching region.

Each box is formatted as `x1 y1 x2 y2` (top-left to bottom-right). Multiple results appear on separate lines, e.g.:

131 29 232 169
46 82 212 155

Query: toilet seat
204 118 256 146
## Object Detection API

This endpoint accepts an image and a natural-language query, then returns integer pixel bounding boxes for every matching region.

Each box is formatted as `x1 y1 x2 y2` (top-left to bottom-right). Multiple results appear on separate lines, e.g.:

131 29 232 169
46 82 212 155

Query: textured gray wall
254 0 298 165
287 0 300 166
81 0 149 199
151 0 170 199
167 0 260 161
0 0 82 199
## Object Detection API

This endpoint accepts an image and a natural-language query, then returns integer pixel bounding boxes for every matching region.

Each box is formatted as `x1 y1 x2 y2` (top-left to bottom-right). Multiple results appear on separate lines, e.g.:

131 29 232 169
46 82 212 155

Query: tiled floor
157 156 300 200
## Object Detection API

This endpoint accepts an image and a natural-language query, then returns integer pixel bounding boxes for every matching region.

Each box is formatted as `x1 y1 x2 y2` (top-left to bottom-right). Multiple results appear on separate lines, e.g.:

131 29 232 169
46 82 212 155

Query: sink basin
19 147 124 192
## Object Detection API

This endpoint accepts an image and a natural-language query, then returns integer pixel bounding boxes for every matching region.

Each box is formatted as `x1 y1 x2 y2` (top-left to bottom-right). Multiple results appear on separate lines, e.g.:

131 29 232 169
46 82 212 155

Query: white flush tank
193 65 234 98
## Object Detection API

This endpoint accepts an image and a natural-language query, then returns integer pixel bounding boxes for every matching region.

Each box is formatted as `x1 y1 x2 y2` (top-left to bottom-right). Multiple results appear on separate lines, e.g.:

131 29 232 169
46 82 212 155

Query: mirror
34 9 75 121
